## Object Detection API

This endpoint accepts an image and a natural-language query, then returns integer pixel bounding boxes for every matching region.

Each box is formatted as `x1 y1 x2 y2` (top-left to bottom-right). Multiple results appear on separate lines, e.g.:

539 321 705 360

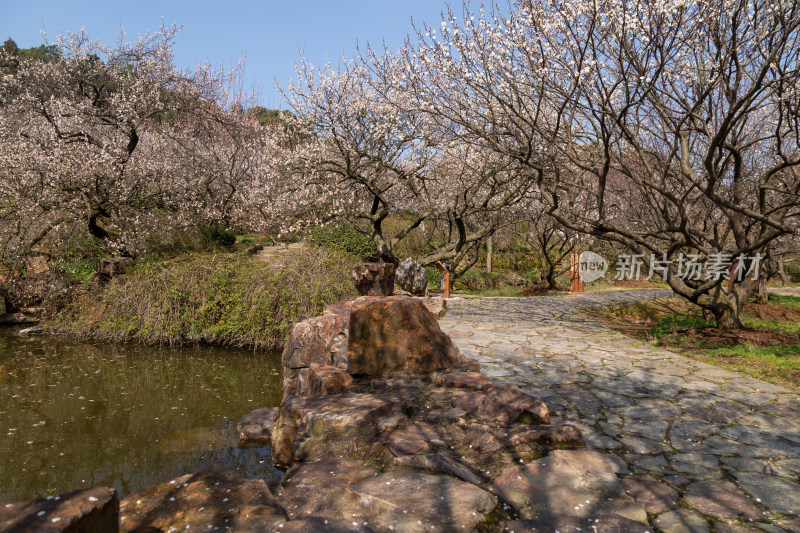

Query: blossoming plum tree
400 0 800 328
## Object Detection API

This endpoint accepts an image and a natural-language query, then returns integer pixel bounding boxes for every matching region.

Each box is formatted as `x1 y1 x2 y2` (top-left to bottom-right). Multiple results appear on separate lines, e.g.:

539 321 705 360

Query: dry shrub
48 248 358 349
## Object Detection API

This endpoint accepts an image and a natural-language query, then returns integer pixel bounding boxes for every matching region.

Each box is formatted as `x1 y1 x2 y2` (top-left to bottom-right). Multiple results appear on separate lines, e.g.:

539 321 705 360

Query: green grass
743 317 800 335
698 343 800 383
768 293 800 309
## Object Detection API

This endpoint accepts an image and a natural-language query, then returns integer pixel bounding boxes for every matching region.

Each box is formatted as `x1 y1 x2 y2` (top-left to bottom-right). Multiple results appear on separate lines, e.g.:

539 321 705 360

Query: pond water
0 327 284 502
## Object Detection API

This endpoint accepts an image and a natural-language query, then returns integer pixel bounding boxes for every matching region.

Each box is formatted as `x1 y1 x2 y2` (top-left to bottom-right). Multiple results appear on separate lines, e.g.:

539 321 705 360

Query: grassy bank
47 248 358 349
585 294 800 390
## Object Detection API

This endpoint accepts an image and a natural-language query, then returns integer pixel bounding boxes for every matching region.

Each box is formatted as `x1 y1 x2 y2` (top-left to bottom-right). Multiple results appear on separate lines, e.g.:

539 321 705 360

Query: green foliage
425 266 442 289
48 248 359 349
310 224 377 261
252 107 295 128
206 224 236 247
57 259 96 285
2 38 59 73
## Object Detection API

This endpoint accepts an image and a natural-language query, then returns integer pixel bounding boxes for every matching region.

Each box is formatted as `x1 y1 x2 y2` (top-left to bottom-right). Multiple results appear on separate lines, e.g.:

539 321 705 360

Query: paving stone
623 419 670 441
619 475 678 514
600 421 621 437
555 386 605 418
713 523 759 533
652 509 710 533
670 418 720 440
626 454 671 474
719 425 800 457
662 475 690 487
614 402 682 420
605 454 632 475
701 437 774 458
621 436 672 454
733 472 800 515
684 480 762 520
721 456 767 473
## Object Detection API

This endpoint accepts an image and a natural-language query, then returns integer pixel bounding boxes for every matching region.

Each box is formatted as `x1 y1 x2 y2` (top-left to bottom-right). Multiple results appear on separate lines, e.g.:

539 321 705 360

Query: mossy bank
46 248 358 349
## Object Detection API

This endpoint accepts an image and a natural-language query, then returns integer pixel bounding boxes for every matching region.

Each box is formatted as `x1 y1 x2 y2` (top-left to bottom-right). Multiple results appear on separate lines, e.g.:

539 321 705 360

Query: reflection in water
0 327 284 501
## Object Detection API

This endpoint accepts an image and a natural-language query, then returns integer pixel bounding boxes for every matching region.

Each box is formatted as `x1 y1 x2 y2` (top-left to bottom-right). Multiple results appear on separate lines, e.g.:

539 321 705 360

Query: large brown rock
452 383 550 424
394 453 486 486
0 487 118 533
437 372 493 391
347 297 459 376
282 315 349 370
120 470 285 532
283 365 354 397
306 365 354 396
466 423 582 453
352 263 394 296
282 314 351 397
271 393 401 464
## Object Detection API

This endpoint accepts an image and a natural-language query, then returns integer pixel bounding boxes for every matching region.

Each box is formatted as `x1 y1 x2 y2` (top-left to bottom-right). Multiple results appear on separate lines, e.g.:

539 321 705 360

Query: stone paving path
439 289 800 533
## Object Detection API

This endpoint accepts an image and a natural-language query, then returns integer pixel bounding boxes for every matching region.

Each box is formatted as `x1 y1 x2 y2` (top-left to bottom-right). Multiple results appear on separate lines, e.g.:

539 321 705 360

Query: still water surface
0 326 284 501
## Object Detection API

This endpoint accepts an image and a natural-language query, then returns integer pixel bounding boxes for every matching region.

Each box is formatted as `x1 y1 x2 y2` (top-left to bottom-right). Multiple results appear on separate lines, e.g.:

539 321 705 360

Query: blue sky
2 1 454 107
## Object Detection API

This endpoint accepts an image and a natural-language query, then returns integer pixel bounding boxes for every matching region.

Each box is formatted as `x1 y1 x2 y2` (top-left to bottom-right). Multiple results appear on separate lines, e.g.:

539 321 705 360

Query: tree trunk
712 306 741 329
539 254 547 284
757 275 769 304
778 259 789 286
486 235 493 273
701 284 746 330
546 269 558 290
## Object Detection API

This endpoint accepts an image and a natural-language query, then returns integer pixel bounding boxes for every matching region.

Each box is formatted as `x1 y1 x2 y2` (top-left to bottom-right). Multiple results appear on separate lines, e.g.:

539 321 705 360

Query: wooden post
570 253 584 293
435 261 451 299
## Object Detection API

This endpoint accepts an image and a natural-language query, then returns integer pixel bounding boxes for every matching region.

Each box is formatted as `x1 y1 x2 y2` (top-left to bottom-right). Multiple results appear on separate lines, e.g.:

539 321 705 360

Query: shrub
47 248 359 349
310 224 377 261
206 224 236 247
454 269 502 291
